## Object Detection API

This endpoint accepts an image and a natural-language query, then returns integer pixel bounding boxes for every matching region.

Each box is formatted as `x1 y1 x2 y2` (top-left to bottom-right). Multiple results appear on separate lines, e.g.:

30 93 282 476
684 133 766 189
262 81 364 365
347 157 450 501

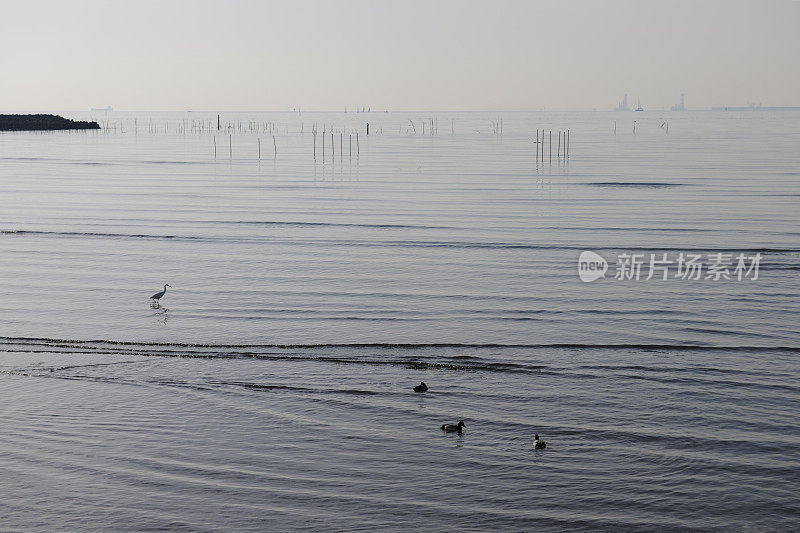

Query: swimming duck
533 434 547 449
441 420 465 433
413 381 428 393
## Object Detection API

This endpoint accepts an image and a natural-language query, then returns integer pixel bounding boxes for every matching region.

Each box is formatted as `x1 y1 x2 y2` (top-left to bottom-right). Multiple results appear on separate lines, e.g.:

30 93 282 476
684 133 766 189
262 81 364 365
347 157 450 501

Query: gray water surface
1 110 799 531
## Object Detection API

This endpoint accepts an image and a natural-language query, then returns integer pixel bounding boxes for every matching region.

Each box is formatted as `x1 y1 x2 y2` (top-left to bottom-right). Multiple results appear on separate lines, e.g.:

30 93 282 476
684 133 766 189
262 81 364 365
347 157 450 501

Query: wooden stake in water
567 130 570 158
558 131 561 157
356 132 360 158
540 129 543 160
229 135 232 159
273 136 277 158
217 114 220 131
258 138 261 160
349 134 352 160
214 136 217 159
549 130 552 164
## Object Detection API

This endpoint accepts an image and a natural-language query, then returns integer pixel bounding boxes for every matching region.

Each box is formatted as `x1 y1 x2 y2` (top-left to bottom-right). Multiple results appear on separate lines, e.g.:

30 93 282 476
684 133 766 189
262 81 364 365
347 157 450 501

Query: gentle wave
6 352 798 399
211 220 455 229
585 182 685 188
3 230 799 253
1 335 797 380
0 156 204 166
1 229 202 240
3 336 798 352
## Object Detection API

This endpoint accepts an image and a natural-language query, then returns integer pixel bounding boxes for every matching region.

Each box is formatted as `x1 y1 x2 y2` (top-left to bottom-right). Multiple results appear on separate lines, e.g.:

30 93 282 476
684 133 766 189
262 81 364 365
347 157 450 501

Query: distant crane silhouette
150 284 171 305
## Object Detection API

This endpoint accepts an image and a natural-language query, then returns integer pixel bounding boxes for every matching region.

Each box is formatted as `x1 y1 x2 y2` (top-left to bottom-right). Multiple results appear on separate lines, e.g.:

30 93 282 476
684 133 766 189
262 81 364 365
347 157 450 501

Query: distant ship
635 98 644 112
91 106 113 112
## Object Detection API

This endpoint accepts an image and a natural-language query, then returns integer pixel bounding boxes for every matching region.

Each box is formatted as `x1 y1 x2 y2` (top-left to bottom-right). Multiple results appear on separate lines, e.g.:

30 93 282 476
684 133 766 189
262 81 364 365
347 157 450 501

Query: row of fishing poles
312 125 361 162
535 129 570 163
212 134 281 160
94 117 510 138
210 125 365 161
95 119 290 135
92 118 578 164
617 120 670 135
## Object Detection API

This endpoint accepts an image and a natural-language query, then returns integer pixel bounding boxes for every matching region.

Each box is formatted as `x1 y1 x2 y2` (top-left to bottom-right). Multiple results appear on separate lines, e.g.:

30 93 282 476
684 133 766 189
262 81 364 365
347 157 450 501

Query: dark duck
441 420 465 433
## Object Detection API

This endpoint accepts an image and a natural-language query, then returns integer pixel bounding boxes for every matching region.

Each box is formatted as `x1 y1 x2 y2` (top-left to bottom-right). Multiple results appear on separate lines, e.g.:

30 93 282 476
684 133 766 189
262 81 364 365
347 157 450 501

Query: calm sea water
1 110 799 531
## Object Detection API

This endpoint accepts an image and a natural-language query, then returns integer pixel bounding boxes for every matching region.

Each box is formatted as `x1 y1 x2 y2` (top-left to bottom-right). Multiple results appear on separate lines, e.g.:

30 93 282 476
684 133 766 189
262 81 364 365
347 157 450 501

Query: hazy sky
2 0 798 111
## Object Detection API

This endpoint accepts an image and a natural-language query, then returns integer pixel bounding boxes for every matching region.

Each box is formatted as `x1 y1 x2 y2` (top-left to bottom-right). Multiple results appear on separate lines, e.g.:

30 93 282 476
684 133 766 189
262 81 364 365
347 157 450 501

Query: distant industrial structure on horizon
671 93 685 111
615 93 688 111
616 93 643 111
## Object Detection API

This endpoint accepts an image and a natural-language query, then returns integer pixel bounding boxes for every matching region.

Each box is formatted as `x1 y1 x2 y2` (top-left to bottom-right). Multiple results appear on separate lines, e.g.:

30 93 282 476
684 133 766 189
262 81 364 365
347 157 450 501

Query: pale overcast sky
1 0 798 111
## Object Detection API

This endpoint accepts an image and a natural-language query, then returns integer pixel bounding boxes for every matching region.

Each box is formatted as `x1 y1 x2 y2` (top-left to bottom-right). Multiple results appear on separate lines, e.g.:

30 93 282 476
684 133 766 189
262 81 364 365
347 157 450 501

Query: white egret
150 284 171 304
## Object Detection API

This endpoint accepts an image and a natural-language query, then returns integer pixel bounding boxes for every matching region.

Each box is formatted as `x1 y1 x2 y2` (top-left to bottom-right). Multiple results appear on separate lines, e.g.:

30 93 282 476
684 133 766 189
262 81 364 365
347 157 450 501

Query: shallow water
1 110 799 531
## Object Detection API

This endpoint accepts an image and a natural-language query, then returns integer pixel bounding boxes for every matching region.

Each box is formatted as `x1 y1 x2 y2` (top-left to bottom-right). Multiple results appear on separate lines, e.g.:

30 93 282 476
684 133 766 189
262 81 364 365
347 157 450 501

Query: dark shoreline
0 114 100 131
